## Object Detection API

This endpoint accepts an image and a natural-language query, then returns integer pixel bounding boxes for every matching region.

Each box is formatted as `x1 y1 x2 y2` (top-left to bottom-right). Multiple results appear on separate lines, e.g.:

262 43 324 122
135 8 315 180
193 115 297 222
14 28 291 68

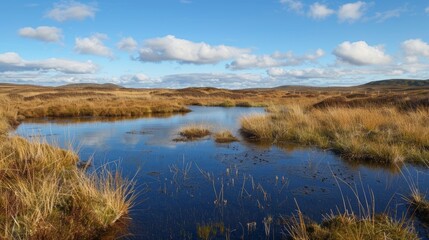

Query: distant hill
59 83 124 89
361 79 429 87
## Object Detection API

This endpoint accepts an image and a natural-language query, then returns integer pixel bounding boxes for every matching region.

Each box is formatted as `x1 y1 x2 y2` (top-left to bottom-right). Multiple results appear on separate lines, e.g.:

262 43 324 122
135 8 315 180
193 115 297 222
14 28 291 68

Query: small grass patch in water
283 208 418 240
196 222 225 240
214 130 238 143
407 187 429 225
178 124 211 141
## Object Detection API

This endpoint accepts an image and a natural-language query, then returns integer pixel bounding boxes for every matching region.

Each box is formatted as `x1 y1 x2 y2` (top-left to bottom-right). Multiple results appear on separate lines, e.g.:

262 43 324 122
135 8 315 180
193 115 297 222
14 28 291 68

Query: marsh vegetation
0 98 135 239
1 82 428 239
241 105 429 164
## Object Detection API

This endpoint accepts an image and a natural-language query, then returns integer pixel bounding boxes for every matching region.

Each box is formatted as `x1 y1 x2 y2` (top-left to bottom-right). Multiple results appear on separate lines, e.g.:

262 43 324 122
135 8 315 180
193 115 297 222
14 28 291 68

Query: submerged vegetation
241 105 429 164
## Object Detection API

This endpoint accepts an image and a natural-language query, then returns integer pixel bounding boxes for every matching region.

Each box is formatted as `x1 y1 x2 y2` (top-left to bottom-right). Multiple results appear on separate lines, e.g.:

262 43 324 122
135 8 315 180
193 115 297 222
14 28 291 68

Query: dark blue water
16 106 429 239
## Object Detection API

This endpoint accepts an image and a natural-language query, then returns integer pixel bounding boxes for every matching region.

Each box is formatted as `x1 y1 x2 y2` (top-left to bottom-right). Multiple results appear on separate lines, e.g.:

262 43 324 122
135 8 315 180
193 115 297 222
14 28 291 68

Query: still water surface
16 106 429 239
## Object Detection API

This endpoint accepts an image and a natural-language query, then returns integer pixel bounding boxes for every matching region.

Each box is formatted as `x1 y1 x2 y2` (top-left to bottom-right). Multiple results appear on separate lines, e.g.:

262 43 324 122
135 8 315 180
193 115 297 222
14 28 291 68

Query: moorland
0 79 428 239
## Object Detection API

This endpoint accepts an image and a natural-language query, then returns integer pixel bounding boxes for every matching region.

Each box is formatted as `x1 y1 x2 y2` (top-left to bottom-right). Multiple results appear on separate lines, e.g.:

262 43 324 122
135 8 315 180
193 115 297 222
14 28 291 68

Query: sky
0 0 428 88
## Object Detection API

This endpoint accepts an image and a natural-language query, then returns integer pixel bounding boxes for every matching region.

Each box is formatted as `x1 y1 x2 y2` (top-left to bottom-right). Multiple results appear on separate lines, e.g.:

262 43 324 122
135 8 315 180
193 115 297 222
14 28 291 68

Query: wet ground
16 106 429 239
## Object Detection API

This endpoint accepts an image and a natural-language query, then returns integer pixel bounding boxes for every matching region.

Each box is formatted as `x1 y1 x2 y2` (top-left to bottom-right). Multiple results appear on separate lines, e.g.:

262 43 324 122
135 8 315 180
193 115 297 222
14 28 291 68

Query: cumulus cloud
0 52 97 74
402 39 429 63
308 3 335 19
117 37 138 52
227 49 324 70
46 1 97 22
338 1 367 22
279 0 304 12
74 33 114 59
137 35 250 64
333 41 391 65
18 26 62 43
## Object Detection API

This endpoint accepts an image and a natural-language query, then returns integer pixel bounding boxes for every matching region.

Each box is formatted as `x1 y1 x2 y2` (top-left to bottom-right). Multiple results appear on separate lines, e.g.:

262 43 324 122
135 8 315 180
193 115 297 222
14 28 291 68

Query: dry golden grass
0 83 427 238
241 105 429 164
178 124 211 140
407 188 429 225
214 130 238 143
1 82 427 121
0 99 135 239
284 186 418 240
284 212 418 240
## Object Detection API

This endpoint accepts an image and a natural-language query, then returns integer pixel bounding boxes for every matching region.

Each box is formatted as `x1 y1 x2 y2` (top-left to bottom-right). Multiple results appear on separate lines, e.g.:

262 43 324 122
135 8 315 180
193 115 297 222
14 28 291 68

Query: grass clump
407 188 429 224
214 130 238 143
178 124 211 140
240 105 429 164
0 107 135 239
285 212 418 240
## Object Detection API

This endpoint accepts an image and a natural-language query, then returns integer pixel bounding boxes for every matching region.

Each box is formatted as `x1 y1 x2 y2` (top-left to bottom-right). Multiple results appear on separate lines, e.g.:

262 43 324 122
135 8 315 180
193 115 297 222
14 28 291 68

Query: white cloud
18 26 63 43
308 3 335 19
0 52 98 74
268 63 429 84
338 1 367 22
402 39 429 63
118 73 151 85
267 67 340 79
227 49 324 70
75 33 114 59
372 8 404 23
279 0 303 13
426 7 429 13
116 37 138 52
137 35 250 64
46 1 97 22
333 41 391 65
158 73 268 88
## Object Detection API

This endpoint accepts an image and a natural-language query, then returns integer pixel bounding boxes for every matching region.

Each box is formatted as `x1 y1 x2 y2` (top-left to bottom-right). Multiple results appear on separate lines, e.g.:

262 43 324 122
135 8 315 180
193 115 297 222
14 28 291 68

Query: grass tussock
284 211 418 240
284 184 418 240
407 188 429 224
240 105 429 164
178 124 211 140
214 130 238 143
0 118 135 238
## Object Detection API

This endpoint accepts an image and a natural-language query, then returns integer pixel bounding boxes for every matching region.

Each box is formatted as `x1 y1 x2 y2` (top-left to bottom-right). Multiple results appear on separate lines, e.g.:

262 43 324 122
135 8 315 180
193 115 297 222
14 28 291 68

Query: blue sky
0 0 428 88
